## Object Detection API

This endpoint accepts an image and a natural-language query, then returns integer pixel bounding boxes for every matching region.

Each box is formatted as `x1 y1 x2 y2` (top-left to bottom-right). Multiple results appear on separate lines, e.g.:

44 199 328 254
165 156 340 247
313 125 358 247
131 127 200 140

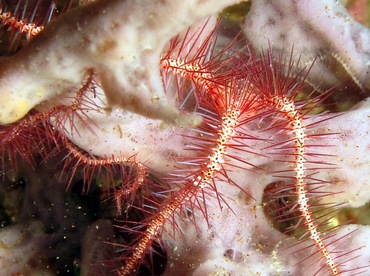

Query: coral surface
0 0 370 275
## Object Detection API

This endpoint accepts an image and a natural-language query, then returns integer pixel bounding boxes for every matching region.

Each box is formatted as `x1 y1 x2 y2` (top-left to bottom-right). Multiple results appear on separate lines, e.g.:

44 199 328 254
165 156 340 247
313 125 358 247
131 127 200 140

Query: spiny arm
0 0 242 125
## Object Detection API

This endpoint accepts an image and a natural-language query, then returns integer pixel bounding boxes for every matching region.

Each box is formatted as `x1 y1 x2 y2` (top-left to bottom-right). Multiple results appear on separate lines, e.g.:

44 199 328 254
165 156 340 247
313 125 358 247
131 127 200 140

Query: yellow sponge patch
0 98 30 125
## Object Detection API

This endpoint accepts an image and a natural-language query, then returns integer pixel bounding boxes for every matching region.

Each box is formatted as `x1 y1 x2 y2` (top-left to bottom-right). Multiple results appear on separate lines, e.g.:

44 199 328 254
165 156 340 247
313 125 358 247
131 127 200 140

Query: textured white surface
0 0 241 125
1 0 370 275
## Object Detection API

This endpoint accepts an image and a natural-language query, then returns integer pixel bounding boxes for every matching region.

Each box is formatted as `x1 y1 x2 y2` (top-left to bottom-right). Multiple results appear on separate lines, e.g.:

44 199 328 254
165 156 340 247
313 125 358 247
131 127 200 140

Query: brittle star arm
0 0 242 125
